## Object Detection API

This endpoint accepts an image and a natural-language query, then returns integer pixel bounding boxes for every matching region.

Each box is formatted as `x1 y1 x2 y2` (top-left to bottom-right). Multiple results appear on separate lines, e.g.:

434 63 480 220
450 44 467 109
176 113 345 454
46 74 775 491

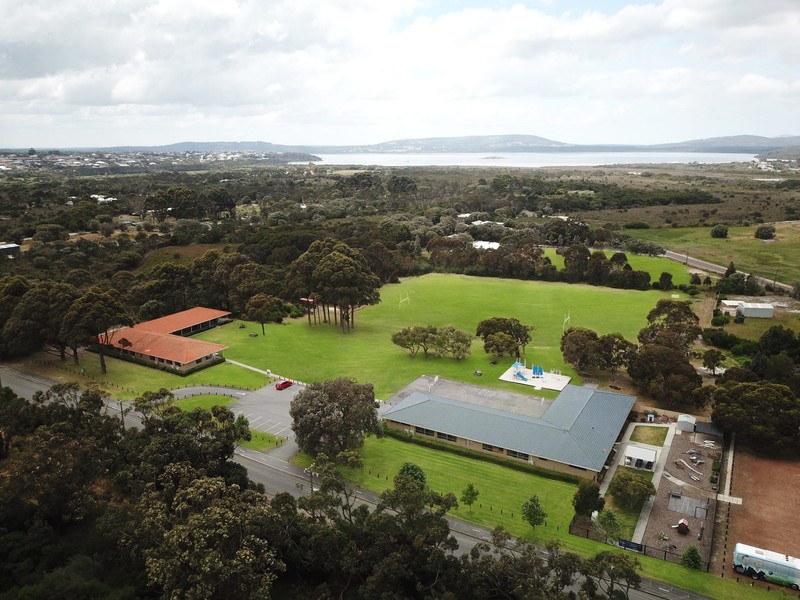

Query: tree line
0 383 644 599
561 298 800 456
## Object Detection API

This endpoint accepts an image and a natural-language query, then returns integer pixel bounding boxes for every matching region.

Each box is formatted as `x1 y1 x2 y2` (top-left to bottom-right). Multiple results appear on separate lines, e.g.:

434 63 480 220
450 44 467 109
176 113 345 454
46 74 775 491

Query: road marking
274 425 291 435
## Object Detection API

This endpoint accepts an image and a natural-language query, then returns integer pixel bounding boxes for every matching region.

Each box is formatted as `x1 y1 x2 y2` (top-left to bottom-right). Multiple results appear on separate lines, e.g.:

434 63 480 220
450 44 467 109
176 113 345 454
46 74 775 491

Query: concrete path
600 421 677 544
225 358 272 376
723 432 736 496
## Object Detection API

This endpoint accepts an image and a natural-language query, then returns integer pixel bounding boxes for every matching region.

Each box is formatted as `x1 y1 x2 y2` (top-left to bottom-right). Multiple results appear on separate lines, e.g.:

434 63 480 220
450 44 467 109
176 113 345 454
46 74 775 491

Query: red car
275 380 293 390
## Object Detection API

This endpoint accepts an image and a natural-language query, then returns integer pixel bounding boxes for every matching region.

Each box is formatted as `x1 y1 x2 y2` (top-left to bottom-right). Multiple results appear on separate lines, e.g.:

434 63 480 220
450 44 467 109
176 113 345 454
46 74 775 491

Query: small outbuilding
677 414 696 433
738 302 774 319
0 243 20 258
624 445 657 471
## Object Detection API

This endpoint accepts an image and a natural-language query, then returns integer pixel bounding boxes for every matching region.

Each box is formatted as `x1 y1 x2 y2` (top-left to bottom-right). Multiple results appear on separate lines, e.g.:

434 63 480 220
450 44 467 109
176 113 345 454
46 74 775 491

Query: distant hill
348 134 569 152
16 134 800 155
650 135 800 153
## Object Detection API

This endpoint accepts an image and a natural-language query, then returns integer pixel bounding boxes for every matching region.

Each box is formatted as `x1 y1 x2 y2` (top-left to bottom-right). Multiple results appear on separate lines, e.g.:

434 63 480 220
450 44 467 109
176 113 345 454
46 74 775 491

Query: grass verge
10 353 267 400
241 430 282 451
175 394 236 411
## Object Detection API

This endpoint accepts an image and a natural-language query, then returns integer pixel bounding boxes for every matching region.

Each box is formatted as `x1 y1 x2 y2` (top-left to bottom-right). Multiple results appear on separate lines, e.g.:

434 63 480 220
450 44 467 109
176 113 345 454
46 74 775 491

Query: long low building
103 307 230 374
384 384 636 480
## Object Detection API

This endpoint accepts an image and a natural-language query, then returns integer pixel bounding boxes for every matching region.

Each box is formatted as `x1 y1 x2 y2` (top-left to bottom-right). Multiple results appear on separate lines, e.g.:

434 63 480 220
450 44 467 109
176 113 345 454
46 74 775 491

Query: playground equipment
532 365 544 378
512 361 528 381
677 459 703 476
671 519 690 535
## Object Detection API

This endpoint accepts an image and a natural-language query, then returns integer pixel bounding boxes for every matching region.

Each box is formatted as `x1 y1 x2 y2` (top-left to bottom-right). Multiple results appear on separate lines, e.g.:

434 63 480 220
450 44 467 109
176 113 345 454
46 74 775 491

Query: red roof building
133 307 231 336
103 307 230 373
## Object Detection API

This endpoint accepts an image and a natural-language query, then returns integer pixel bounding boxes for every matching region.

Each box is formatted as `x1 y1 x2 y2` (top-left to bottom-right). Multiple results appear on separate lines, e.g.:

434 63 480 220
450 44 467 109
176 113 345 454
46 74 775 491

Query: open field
197 273 689 399
725 449 800 565
724 306 800 341
8 351 267 400
630 426 669 446
628 222 800 285
294 435 779 600
543 249 694 286
137 242 229 272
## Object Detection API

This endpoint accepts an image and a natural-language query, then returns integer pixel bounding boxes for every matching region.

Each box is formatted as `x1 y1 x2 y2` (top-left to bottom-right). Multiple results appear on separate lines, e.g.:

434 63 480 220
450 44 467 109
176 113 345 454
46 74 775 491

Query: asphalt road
1 365 711 599
663 250 793 293
0 365 56 399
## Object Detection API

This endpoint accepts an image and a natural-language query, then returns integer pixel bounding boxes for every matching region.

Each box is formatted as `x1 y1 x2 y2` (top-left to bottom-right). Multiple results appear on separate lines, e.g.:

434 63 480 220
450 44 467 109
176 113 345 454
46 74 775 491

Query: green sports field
197 273 690 398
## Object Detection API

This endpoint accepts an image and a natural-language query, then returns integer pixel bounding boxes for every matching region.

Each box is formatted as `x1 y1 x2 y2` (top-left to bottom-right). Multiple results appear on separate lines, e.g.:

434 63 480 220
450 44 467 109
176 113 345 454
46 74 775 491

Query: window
482 443 495 452
507 449 529 460
436 432 457 442
415 426 435 436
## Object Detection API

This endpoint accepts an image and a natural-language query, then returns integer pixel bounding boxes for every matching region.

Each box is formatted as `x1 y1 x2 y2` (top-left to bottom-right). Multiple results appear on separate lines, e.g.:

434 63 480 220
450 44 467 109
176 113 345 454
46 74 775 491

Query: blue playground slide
514 371 528 381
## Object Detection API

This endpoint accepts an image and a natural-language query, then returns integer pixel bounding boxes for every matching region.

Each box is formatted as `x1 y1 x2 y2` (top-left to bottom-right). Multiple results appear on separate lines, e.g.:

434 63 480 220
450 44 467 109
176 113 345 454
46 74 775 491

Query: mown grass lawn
630 222 800 285
174 393 236 411
197 273 688 399
293 436 775 600
604 466 654 540
12 352 267 400
293 435 582 548
630 426 669 447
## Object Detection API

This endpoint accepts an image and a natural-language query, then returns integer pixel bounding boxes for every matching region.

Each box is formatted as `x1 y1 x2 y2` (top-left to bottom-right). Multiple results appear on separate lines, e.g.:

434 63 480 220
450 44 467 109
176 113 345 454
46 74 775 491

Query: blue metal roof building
383 384 635 479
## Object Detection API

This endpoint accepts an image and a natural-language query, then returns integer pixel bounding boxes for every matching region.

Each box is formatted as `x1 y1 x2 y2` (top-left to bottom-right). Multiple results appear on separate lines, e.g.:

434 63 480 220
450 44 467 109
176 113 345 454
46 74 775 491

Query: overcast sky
1 0 798 148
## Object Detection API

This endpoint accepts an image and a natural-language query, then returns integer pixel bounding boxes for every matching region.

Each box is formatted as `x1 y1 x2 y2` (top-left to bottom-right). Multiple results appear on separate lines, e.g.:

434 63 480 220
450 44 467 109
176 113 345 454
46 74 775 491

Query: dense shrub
702 328 739 350
754 225 776 240
710 315 730 327
710 224 728 238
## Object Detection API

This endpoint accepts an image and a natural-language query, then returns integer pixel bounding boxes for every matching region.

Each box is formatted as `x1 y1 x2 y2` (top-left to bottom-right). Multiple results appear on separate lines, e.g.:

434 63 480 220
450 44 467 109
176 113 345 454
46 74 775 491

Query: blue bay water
308 151 756 168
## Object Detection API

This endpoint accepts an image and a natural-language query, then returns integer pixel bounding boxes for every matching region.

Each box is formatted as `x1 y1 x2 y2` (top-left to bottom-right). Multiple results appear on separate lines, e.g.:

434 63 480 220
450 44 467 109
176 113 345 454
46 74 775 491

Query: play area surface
498 360 571 391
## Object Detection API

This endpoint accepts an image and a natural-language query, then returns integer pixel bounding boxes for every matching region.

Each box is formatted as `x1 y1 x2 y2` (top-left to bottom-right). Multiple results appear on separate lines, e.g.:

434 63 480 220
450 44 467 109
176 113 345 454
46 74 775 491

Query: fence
569 516 712 571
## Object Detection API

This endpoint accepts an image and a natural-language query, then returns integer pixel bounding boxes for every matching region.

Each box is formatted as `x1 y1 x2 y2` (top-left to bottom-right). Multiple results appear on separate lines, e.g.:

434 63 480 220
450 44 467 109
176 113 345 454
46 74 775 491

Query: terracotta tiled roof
112 327 227 365
135 307 231 335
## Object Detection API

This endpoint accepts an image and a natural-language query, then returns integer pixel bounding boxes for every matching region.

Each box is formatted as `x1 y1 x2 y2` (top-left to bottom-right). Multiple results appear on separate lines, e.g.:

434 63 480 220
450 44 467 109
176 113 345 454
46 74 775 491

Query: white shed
677 414 696 433
738 302 774 319
624 446 657 471
0 243 20 258
720 300 742 316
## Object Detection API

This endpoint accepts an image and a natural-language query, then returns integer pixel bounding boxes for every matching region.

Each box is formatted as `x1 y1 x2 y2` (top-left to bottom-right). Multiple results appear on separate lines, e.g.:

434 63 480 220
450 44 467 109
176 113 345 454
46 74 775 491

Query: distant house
0 243 20 258
384 384 636 481
103 307 231 374
719 300 774 319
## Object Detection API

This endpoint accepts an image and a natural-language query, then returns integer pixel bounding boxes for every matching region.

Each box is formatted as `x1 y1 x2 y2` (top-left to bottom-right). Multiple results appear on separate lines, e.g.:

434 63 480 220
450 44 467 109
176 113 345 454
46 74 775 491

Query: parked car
275 380 293 390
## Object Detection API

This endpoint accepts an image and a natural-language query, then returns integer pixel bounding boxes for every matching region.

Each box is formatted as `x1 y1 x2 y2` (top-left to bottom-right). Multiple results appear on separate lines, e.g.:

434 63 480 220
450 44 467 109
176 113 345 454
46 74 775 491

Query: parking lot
173 382 300 440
